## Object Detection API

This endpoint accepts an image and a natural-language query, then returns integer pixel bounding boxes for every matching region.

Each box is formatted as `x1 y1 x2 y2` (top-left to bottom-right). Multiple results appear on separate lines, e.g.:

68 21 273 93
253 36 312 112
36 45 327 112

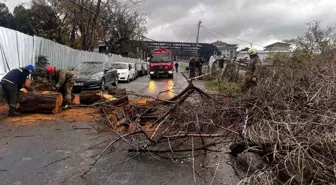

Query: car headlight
89 77 100 81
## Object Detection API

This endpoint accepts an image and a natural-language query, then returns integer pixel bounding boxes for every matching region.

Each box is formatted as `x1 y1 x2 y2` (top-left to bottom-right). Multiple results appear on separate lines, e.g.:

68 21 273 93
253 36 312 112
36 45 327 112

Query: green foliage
0 2 14 28
13 5 35 35
205 80 241 95
0 0 147 54
32 55 49 81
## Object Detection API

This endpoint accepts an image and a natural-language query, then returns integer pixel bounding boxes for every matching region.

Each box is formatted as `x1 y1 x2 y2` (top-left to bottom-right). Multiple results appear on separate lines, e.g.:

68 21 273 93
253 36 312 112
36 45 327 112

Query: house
264 42 290 52
237 42 291 61
237 50 288 60
212 41 238 58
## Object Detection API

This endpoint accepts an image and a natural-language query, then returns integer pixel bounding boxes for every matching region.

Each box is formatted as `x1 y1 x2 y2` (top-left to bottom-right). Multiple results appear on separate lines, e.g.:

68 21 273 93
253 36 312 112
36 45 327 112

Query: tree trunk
79 90 103 105
88 0 101 50
108 87 127 98
17 92 63 114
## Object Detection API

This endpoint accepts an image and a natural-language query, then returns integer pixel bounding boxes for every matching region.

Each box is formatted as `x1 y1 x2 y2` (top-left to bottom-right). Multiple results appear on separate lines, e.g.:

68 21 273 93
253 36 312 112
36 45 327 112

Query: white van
111 62 136 83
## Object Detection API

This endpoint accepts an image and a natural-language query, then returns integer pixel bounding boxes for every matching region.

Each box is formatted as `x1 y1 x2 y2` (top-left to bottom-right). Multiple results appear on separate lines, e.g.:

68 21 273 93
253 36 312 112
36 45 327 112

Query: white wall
237 51 291 60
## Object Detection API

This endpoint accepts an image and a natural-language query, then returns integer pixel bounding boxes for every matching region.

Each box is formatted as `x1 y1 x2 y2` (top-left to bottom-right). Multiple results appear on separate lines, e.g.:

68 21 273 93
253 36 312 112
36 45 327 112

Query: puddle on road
147 79 175 99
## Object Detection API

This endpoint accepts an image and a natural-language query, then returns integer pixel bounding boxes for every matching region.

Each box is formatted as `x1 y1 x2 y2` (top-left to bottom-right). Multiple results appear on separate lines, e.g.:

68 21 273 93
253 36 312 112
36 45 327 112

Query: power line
184 32 196 42
201 26 220 41
201 25 265 48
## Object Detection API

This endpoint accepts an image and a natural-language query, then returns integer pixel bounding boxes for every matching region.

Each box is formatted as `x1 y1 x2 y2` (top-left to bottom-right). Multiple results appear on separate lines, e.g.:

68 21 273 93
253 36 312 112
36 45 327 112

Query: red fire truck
148 48 174 79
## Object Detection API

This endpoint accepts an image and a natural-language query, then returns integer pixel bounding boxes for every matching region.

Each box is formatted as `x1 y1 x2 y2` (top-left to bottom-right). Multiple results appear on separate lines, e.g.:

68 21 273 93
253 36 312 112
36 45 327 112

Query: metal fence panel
0 27 34 79
0 27 143 79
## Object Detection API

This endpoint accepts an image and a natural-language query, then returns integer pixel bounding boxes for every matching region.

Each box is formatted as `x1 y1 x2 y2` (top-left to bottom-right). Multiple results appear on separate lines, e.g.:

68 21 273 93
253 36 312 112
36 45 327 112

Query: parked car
111 62 136 82
73 61 118 91
142 62 148 75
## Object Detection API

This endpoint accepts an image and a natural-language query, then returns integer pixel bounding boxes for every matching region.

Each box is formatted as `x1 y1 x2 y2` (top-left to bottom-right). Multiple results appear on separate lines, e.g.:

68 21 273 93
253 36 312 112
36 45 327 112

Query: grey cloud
138 0 336 48
5 0 335 49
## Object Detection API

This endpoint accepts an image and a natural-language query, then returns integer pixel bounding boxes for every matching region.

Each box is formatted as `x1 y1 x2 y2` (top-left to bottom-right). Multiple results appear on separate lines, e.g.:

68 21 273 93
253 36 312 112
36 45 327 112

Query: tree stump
17 91 63 114
79 90 103 105
108 87 127 98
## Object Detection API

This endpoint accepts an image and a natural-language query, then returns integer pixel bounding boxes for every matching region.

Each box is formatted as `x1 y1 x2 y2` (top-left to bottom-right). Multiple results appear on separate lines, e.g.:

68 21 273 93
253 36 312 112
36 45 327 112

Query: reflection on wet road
119 73 188 99
147 79 175 99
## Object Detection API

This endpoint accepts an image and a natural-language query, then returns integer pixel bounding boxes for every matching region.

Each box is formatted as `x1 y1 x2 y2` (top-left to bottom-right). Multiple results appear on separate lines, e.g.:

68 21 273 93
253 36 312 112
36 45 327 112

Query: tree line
0 0 147 56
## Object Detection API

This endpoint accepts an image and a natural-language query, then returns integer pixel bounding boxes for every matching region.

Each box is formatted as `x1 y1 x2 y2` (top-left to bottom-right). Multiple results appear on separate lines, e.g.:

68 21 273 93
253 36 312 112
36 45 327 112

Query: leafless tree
284 20 336 54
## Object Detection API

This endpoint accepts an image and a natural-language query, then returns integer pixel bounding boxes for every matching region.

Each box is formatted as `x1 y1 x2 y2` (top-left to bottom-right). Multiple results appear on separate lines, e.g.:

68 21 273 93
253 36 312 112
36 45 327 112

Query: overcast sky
6 0 336 49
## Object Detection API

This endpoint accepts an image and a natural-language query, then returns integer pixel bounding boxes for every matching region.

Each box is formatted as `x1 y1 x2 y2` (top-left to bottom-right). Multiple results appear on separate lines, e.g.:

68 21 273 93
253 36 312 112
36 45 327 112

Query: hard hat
247 48 258 55
45 66 55 75
25 65 35 72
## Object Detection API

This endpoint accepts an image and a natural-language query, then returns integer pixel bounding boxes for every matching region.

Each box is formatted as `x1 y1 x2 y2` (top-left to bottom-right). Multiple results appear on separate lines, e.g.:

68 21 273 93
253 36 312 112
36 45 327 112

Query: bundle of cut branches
234 52 336 185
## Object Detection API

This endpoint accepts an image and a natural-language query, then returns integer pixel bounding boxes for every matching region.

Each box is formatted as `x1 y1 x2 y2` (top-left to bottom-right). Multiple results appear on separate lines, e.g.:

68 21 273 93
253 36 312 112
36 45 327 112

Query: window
151 54 171 62
74 62 104 72
111 63 128 69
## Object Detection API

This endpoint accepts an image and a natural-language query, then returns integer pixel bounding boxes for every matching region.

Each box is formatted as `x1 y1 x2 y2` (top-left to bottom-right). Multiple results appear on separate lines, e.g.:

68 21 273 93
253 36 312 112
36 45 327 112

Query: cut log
17 92 63 114
110 96 129 106
72 94 80 105
31 82 54 91
79 90 103 105
20 88 28 93
108 87 127 98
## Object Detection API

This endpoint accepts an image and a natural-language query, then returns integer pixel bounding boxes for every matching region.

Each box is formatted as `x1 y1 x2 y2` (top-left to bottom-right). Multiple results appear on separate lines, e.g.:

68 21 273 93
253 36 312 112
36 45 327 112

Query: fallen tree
17 91 63 114
78 53 336 185
82 74 245 178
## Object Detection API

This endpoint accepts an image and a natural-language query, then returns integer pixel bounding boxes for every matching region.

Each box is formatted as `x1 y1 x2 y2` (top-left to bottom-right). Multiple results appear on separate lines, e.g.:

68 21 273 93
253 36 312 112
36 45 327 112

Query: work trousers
59 77 75 104
198 67 202 78
189 67 196 79
1 81 18 113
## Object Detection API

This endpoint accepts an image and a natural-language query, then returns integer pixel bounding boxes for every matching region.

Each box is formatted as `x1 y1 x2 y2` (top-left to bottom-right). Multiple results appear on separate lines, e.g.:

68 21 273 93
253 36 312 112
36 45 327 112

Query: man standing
174 62 179 73
242 48 261 92
1 65 35 116
189 57 196 79
197 57 203 78
45 66 75 109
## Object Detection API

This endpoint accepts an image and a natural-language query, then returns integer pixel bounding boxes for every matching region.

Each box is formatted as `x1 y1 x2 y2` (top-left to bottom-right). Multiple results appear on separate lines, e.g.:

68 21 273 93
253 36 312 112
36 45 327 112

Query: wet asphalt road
118 71 189 99
0 71 239 185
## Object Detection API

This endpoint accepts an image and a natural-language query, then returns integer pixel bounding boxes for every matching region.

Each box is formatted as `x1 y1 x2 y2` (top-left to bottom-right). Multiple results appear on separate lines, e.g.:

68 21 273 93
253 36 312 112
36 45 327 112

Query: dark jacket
52 68 74 88
175 63 179 68
2 68 30 89
189 59 196 68
196 59 203 68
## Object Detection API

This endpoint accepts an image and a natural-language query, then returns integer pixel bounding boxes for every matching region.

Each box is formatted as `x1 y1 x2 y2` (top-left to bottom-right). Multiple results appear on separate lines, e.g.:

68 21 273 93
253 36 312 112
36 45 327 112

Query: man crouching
45 66 75 109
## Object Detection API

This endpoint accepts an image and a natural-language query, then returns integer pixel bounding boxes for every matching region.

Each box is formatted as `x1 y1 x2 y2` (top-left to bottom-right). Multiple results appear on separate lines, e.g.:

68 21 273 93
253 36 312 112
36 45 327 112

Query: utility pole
195 20 202 56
